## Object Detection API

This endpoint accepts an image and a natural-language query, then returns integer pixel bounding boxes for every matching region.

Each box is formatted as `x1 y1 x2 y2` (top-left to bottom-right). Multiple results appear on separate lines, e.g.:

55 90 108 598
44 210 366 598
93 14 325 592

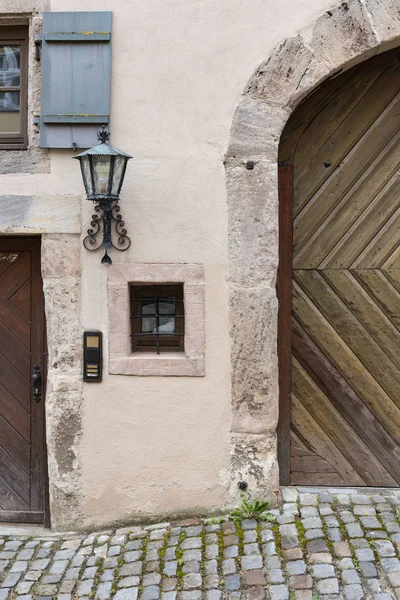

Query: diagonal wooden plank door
280 48 400 486
0 238 46 521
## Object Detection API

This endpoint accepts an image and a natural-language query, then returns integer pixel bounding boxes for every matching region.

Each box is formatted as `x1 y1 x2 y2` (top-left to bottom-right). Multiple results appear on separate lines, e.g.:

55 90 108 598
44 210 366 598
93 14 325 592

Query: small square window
0 27 28 150
130 284 184 354
108 264 204 376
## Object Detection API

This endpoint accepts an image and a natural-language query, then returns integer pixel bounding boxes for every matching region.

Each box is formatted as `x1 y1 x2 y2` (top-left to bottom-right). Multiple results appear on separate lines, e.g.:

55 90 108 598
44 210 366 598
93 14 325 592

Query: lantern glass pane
80 157 94 196
92 155 111 195
111 155 126 195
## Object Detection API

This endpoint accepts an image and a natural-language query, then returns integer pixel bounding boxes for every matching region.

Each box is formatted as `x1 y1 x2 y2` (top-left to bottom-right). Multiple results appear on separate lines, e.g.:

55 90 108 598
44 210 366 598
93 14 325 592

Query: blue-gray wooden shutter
40 12 112 149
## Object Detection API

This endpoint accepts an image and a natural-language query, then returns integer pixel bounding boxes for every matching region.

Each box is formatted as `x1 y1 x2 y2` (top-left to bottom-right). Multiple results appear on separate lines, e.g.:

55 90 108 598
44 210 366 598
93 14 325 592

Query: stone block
316 578 339 595
380 557 400 572
242 570 266 586
358 562 378 578
360 516 381 529
353 505 376 515
345 523 363 538
227 161 279 290
241 555 263 570
224 575 240 590
229 432 278 503
333 542 352 558
302 517 322 529
306 540 329 553
229 285 279 434
342 569 360 585
299 494 318 506
284 548 302 560
281 488 298 503
375 540 395 557
355 548 374 562
41 234 81 278
247 588 266 600
227 95 289 160
309 553 333 564
304 529 323 540
269 585 289 600
246 36 313 107
289 575 312 589
343 584 364 600
311 564 335 579
364 0 400 46
243 543 260 555
300 507 318 518
286 561 306 576
311 0 378 69
0 195 81 234
268 569 285 584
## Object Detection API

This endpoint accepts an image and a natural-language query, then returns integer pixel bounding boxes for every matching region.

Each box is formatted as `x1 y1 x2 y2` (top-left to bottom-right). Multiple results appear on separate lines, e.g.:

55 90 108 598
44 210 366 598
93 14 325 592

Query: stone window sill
109 355 205 377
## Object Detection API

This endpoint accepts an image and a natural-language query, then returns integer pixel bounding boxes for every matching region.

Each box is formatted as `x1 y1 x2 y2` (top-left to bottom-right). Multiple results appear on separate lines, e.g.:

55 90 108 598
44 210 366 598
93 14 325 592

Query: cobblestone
2 489 400 598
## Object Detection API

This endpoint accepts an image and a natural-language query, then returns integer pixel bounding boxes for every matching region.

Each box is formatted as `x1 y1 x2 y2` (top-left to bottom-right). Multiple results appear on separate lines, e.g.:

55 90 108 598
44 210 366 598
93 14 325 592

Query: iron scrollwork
83 199 131 265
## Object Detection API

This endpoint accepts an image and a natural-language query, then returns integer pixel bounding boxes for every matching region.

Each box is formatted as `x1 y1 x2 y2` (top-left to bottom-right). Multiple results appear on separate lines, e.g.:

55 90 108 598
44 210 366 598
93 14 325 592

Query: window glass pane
111 155 126 195
159 317 175 333
0 90 20 132
81 159 94 196
159 300 175 315
141 317 156 333
130 283 184 353
92 155 111 195
0 46 20 87
142 299 156 315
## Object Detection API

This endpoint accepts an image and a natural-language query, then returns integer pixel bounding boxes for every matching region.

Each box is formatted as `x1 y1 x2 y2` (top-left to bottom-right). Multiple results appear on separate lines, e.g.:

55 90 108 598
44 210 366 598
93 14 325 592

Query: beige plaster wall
53 0 336 528
0 0 338 528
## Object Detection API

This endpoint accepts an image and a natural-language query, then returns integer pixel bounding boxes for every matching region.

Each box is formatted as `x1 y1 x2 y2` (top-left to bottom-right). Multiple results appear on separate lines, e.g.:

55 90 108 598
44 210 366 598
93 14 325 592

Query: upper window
130 284 184 354
0 27 28 150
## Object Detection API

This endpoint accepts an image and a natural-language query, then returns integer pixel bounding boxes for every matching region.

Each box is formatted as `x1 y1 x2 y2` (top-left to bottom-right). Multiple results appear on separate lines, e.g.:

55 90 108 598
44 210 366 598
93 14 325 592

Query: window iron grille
130 285 184 354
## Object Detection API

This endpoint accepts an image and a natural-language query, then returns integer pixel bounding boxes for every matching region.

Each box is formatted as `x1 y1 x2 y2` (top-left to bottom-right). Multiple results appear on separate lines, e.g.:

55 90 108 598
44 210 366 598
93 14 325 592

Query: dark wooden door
0 238 46 522
279 49 400 486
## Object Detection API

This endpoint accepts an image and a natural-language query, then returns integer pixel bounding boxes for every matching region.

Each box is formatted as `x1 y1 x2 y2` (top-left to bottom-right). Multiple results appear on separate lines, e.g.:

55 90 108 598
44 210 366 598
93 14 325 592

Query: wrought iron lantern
74 127 132 264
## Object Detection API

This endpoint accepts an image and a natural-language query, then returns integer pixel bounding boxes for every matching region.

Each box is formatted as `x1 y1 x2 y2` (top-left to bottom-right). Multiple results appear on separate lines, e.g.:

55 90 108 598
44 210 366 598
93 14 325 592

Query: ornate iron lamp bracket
83 199 131 265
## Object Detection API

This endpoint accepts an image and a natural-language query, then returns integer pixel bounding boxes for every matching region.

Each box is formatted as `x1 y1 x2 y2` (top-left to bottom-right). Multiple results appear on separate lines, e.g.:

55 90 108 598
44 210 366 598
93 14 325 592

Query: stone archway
225 0 400 503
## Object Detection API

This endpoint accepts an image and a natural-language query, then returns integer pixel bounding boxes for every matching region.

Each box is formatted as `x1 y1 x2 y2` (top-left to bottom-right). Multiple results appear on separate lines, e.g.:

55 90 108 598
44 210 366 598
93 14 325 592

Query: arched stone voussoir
364 0 400 47
310 0 379 71
245 35 315 110
226 96 289 162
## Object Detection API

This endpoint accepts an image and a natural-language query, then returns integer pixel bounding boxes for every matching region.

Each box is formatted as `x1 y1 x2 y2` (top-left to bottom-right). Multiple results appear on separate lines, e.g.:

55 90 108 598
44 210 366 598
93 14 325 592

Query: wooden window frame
130 284 185 354
0 26 28 150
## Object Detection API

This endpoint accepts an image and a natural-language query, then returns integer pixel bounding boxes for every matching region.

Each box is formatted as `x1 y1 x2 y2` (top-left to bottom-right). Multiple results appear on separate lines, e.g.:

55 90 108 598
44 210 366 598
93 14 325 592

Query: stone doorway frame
225 0 400 503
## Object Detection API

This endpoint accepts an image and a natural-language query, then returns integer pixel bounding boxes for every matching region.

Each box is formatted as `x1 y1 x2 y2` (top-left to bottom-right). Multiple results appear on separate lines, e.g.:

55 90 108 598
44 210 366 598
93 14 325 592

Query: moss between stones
295 517 306 551
175 529 186 590
272 522 285 560
158 530 169 579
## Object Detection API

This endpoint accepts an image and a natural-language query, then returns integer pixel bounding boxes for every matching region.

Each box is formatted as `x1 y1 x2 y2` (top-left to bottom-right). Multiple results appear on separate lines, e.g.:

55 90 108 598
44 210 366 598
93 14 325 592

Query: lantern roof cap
73 142 132 159
73 127 132 159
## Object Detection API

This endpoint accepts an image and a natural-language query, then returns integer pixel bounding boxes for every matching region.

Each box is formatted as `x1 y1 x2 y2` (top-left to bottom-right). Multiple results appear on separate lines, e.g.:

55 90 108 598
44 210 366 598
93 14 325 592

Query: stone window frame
108 264 205 376
0 13 50 173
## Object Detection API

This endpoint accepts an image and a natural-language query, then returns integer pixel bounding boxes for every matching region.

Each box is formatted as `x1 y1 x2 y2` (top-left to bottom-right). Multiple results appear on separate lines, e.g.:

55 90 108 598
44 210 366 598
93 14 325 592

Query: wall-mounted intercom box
83 331 102 382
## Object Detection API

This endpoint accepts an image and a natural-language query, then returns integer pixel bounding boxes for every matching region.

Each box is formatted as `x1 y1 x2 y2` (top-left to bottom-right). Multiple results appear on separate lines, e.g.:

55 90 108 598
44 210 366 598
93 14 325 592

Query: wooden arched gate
278 48 400 486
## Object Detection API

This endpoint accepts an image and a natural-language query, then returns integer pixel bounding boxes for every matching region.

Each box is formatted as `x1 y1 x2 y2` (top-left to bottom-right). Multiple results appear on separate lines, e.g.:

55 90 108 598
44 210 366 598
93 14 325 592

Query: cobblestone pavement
3 489 400 600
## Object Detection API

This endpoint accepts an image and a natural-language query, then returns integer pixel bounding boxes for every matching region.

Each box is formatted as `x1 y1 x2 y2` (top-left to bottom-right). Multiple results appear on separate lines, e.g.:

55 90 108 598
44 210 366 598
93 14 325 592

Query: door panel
0 238 46 522
279 49 400 486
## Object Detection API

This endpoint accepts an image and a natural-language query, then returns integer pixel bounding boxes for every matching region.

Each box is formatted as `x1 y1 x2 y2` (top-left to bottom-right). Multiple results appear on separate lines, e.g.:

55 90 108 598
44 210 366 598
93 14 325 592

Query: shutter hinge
34 34 42 61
